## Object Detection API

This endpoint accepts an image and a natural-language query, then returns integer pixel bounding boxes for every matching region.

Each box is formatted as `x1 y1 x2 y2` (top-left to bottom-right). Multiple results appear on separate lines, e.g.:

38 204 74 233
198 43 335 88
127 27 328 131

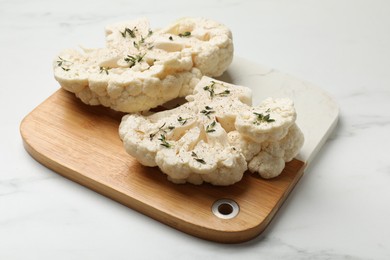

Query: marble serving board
20 57 339 243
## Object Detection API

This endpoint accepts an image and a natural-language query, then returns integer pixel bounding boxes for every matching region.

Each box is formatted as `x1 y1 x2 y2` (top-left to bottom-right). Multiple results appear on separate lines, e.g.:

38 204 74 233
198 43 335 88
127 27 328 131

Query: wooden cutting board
20 57 339 243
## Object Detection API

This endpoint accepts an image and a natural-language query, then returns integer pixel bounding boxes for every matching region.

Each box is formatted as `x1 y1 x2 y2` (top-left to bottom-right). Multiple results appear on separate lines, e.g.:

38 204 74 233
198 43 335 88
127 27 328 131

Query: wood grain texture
20 89 305 243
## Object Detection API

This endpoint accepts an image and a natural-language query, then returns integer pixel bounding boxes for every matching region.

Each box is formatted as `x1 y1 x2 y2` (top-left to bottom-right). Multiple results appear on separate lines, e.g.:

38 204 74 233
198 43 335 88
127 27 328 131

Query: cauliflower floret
248 124 304 178
227 131 261 161
248 152 285 179
119 76 304 185
118 114 161 166
158 17 234 77
235 98 296 143
53 17 233 112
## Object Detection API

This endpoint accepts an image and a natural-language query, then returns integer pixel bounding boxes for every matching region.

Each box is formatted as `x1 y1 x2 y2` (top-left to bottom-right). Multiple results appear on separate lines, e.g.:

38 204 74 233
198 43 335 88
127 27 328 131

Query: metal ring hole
212 199 239 219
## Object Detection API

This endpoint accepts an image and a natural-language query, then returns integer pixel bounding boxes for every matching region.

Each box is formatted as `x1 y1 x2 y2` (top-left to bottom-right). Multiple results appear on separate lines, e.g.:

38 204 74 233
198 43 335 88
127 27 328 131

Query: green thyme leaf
191 151 206 164
177 116 191 125
253 112 275 124
150 123 175 140
133 41 140 50
120 27 137 38
57 57 72 71
56 56 65 67
203 81 230 98
215 89 230 96
206 121 217 133
159 122 166 130
158 134 172 148
99 66 110 75
124 53 145 68
203 81 216 98
178 31 191 37
200 106 215 118
195 158 206 164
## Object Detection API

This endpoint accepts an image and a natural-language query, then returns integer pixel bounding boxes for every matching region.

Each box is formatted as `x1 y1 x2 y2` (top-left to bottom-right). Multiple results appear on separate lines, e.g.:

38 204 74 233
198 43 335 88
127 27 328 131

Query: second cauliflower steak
119 77 304 186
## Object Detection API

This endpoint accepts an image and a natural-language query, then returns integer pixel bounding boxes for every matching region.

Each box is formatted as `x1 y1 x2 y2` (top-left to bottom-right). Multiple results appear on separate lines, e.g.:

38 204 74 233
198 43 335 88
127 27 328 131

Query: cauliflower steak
53 18 233 112
119 77 304 185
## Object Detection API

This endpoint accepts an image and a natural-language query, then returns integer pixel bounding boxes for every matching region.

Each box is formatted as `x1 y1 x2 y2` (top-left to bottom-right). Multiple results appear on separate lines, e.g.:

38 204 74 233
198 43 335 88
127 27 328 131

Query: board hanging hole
212 199 239 219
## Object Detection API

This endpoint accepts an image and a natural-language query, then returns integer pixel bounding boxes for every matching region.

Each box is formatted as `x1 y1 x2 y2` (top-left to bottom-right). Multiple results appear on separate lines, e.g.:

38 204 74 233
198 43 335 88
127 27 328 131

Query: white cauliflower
235 98 296 143
119 76 304 185
229 124 304 179
53 17 233 112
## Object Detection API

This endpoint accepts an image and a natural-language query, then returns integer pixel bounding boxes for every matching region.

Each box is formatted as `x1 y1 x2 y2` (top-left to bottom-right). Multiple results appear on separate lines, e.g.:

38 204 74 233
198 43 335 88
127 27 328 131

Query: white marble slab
1 0 390 259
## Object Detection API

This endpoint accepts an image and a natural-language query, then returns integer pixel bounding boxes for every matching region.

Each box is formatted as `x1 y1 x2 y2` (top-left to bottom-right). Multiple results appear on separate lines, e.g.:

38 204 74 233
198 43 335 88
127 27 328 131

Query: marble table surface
1 0 390 259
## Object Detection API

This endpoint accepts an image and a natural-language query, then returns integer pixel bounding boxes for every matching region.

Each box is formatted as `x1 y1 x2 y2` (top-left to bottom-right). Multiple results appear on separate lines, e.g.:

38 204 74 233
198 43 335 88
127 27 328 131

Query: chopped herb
178 31 191 37
133 41 140 50
159 122 175 133
215 89 230 96
169 36 173 41
159 123 176 132
149 122 174 140
195 158 206 164
177 117 185 124
128 28 153 50
120 27 137 38
99 66 110 75
159 122 166 129
203 81 230 98
253 112 275 124
124 53 145 68
200 106 215 118
158 134 172 148
191 152 206 164
206 121 217 133
133 37 146 50
57 57 72 71
177 116 191 125
56 56 66 67
203 81 216 98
